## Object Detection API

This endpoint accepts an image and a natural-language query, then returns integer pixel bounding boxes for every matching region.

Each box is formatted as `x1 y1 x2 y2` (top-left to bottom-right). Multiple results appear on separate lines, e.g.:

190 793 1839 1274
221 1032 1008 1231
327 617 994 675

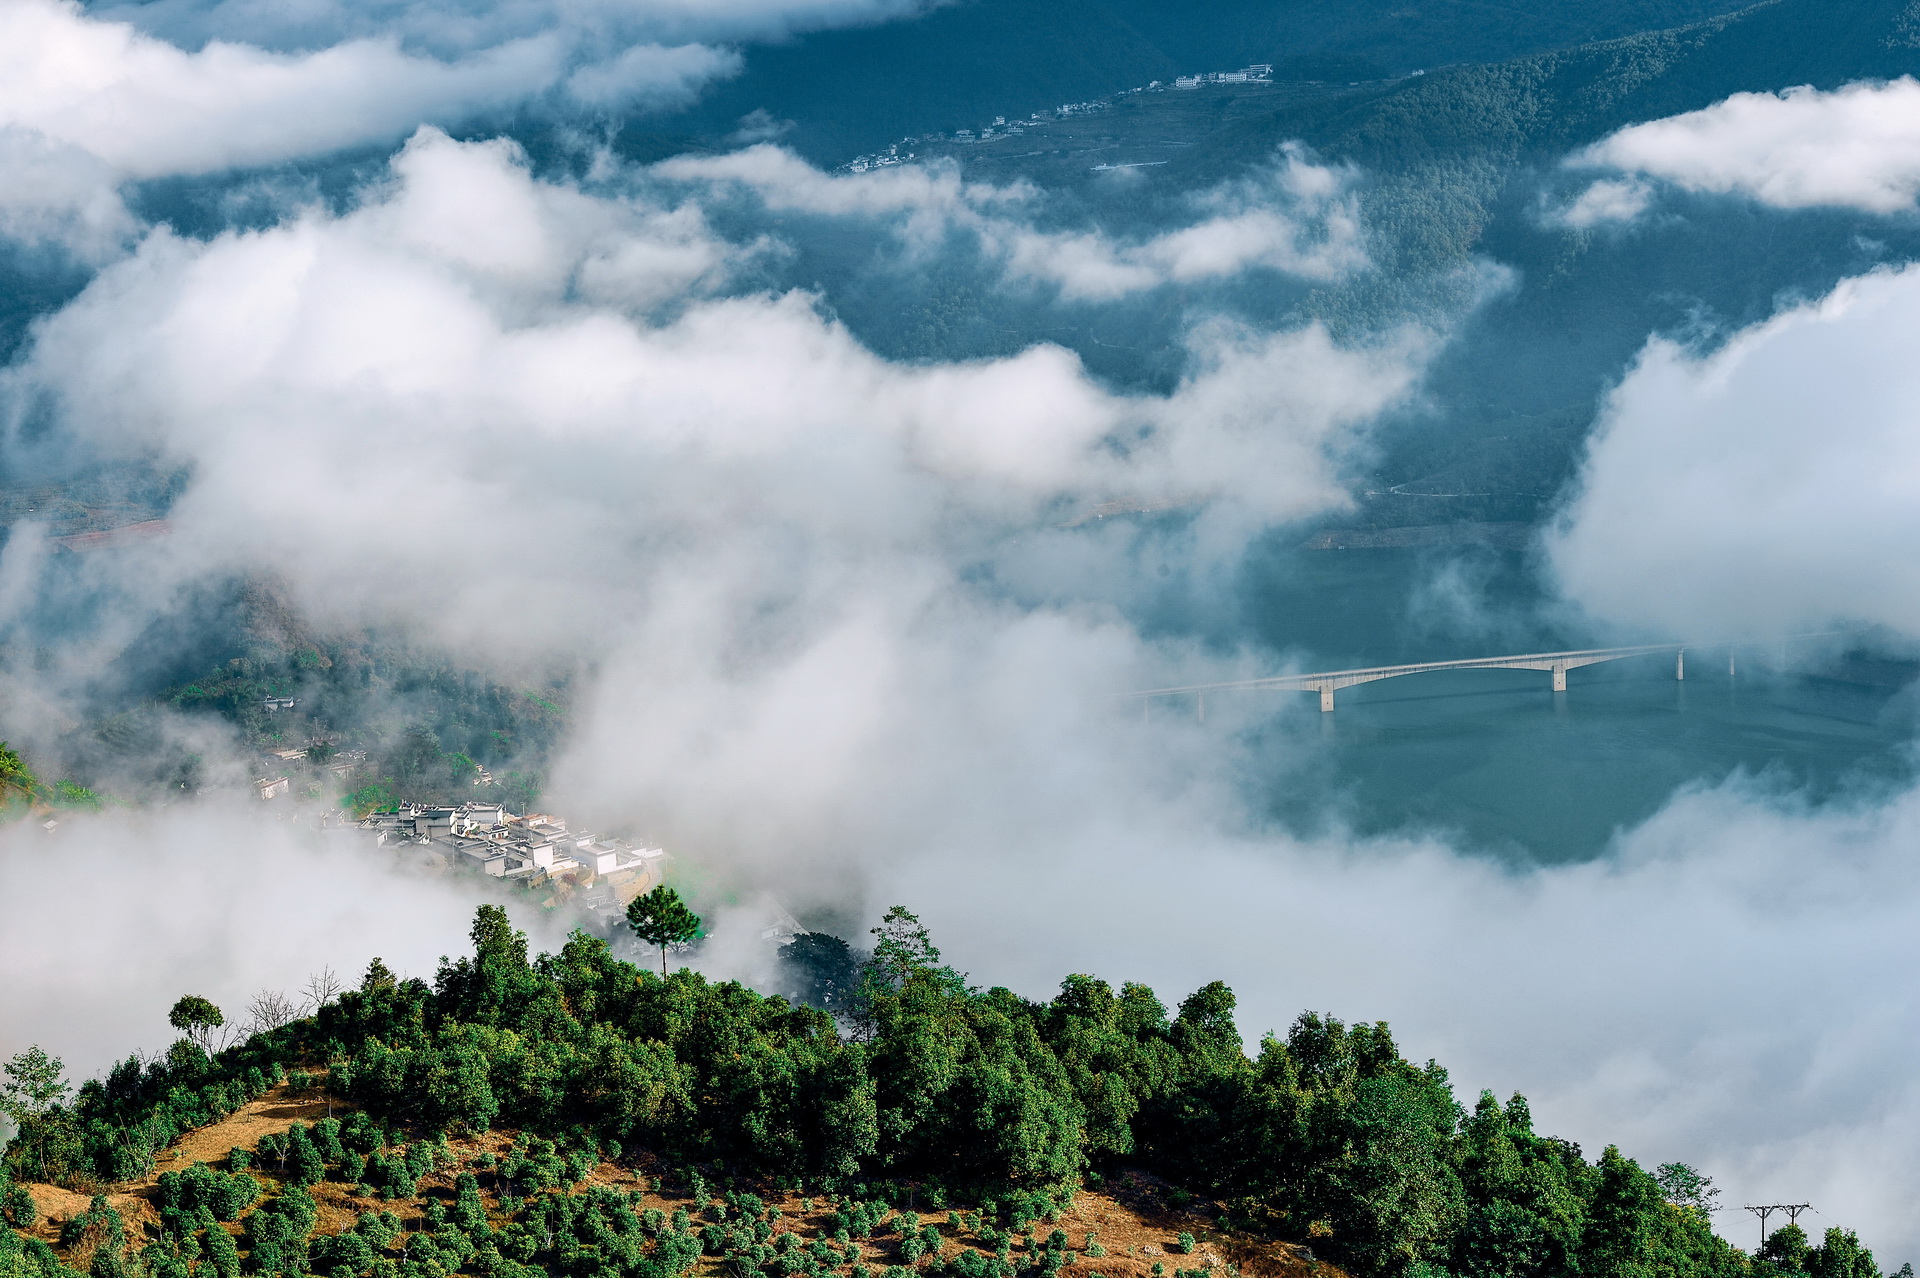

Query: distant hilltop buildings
1175 64 1272 89
302 800 668 920
837 64 1274 174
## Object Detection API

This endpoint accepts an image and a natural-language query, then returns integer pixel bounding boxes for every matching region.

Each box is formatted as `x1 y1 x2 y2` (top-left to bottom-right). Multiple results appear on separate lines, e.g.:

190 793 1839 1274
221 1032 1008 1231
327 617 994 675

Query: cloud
0 0 558 256
0 802 574 1082
0 0 570 181
5 129 1412 631
1571 78 1920 216
1548 176 1653 229
656 142 1370 300
0 128 139 263
0 125 1421 865
0 0 925 259
1547 263 1920 641
563 43 740 109
96 0 938 61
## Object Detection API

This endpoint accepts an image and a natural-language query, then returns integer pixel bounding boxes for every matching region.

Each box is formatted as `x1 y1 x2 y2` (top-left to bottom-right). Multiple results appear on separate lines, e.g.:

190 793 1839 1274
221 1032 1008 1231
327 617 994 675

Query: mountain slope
644 0 1761 161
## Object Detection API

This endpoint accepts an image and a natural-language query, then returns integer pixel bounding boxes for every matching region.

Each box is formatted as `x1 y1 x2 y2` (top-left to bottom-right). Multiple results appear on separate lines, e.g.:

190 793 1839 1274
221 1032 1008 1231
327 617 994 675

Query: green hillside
5 906 1872 1278
644 0 1758 162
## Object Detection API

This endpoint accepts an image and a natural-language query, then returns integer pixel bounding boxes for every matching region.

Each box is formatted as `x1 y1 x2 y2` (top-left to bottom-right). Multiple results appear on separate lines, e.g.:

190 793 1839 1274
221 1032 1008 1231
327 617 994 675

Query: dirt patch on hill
19 1100 1343 1278
20 1083 352 1238
151 1087 352 1178
22 1183 158 1244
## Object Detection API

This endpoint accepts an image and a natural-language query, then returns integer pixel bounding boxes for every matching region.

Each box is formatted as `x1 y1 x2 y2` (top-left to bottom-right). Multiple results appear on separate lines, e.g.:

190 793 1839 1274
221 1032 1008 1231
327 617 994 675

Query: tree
471 905 529 968
779 932 863 1012
284 1128 324 1188
626 886 701 976
1760 1224 1813 1277
302 966 342 1012
1655 1163 1721 1219
868 906 940 987
0 1046 69 1120
0 743 36 810
361 957 398 992
168 996 226 1053
2 1046 71 1182
1808 1228 1879 1278
245 991 300 1035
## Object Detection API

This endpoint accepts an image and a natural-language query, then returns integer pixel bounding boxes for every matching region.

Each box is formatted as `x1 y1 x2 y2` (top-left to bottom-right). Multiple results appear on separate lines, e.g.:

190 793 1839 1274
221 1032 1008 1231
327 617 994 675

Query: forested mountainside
642 0 1758 162
0 909 1889 1278
1129 0 1920 516
1188 0 1920 188
1180 0 1920 297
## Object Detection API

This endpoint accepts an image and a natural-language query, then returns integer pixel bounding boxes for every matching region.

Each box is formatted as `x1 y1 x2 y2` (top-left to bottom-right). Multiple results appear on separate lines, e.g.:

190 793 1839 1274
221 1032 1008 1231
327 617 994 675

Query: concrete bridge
1136 643 1701 713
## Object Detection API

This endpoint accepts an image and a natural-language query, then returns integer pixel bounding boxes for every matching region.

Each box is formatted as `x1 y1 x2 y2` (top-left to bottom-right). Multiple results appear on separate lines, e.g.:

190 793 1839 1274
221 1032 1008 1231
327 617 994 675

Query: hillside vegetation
647 0 1758 161
1 908 1890 1278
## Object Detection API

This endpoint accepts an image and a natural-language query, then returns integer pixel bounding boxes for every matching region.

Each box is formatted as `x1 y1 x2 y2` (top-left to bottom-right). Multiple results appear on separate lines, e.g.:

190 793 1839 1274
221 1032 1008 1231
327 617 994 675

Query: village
838 64 1275 174
244 712 671 923
296 800 671 922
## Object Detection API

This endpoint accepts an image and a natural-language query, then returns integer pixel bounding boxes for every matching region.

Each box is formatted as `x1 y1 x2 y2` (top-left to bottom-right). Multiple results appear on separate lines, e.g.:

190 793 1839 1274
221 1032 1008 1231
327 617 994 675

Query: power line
1744 1205 1813 1249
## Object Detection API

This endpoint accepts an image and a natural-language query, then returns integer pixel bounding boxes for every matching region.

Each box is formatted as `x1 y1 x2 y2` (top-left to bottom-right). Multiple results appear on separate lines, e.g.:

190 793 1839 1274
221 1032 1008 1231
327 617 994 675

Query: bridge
1135 643 1705 713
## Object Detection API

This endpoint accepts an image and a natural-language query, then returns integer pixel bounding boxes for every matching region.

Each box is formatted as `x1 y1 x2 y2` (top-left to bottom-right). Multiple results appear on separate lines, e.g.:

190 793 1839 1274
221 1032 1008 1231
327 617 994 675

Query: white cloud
0 0 908 259
1572 77 1920 216
0 803 574 1081
2 127 1414 665
96 0 937 61
0 124 1429 1083
0 127 138 263
564 42 739 109
1550 175 1653 229
0 0 565 180
657 142 1370 300
1548 263 1920 640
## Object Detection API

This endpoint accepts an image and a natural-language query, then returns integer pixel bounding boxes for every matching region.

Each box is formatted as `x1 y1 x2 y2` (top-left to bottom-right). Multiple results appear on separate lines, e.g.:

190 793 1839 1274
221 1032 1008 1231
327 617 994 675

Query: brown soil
154 1090 351 1178
19 1084 352 1246
19 1089 1345 1278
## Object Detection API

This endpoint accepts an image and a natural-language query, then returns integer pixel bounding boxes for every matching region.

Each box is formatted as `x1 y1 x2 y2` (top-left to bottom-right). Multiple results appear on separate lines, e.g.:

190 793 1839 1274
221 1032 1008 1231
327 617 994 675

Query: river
1225 544 1920 862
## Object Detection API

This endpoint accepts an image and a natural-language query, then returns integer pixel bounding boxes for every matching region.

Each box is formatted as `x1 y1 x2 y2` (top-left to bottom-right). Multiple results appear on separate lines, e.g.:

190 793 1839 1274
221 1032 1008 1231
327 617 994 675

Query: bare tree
301 966 342 1013
246 990 300 1035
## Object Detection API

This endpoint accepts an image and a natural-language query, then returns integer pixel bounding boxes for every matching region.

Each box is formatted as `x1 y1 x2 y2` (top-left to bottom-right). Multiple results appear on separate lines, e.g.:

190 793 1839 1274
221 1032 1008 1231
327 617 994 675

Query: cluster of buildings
1171 64 1273 89
836 64 1277 175
242 723 670 923
254 742 368 800
320 801 667 918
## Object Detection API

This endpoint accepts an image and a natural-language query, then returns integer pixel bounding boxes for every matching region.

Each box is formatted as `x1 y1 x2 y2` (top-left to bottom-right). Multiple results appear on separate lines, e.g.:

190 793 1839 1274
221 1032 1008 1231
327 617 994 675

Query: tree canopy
625 887 702 976
0 907 1888 1278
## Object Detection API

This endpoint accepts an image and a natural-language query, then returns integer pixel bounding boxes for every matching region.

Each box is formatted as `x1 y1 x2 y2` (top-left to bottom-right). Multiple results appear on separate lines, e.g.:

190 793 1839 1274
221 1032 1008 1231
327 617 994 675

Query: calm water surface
1227 546 1920 862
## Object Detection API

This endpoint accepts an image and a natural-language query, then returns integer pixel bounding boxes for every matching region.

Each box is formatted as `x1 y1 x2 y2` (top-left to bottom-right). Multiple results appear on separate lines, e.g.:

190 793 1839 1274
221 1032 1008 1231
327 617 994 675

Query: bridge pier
1319 684 1334 712
1676 649 1685 681
1551 663 1567 692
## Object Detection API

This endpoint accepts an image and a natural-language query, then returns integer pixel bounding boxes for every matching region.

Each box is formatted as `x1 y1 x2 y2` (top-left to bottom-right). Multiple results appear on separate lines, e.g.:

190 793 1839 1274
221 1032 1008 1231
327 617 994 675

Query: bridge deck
1133 644 1687 699
1133 635 1834 712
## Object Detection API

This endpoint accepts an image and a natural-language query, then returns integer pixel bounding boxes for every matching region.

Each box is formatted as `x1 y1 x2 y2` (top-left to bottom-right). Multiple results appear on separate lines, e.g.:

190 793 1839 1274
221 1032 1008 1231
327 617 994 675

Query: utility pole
1744 1205 1812 1250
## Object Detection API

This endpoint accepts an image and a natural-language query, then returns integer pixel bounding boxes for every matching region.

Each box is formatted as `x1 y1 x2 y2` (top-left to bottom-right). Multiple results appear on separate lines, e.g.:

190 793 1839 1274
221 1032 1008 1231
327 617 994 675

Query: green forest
0 908 1893 1278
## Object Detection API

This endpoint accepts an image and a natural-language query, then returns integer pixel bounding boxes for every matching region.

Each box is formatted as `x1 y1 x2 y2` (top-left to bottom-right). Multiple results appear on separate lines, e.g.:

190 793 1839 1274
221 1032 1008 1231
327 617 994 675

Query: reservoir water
1224 544 1920 863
